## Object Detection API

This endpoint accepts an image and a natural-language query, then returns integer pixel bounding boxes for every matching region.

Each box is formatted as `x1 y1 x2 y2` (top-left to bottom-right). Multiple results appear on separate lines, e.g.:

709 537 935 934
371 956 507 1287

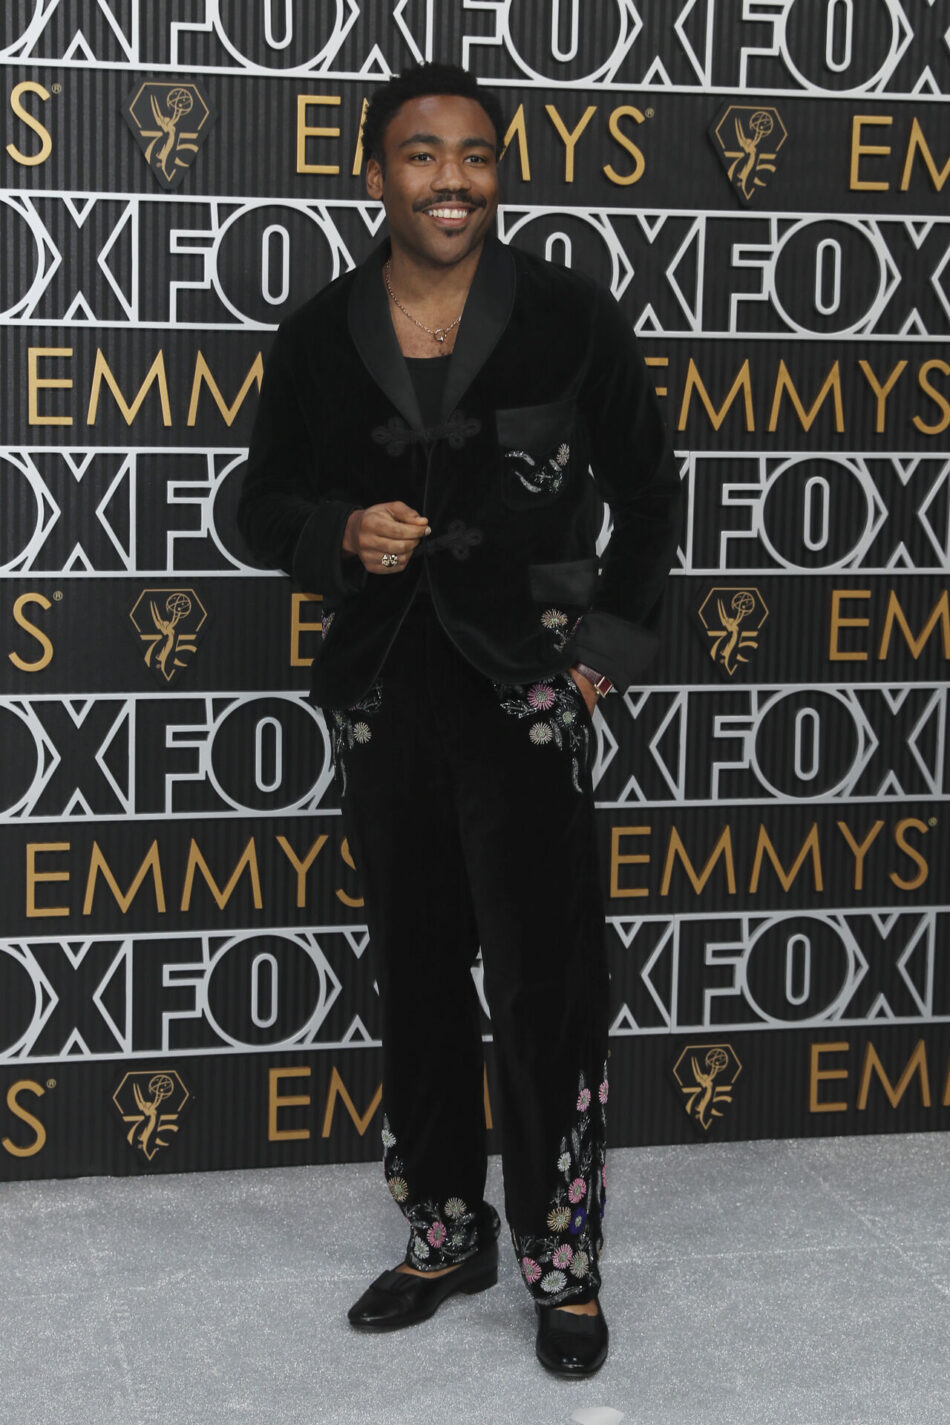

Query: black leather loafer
348 1207 501 1332
535 1299 609 1376
347 1239 498 1331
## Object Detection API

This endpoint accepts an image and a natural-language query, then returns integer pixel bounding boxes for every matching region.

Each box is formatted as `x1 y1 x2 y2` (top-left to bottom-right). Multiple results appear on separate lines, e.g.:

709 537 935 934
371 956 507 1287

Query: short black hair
362 62 506 167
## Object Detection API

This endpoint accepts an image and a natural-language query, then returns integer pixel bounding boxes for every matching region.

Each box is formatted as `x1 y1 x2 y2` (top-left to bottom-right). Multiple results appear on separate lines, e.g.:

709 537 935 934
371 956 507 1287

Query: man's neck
387 240 485 310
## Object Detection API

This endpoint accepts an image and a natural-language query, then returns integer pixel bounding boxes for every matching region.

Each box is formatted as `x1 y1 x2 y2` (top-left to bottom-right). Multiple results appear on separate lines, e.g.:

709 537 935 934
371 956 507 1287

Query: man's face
365 93 500 268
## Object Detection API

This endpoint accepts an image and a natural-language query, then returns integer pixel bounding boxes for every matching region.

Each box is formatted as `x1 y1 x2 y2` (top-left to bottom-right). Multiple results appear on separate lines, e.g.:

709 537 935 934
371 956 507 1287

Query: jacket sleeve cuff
291 501 367 601
568 610 660 690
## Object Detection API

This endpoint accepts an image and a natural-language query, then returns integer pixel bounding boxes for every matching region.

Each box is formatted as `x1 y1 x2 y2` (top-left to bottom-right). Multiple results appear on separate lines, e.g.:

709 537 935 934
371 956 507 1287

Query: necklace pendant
435 330 446 343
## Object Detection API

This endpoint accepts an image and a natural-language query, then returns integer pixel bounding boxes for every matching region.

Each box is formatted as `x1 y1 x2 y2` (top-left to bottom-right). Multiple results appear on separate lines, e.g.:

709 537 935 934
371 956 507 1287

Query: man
238 62 680 1377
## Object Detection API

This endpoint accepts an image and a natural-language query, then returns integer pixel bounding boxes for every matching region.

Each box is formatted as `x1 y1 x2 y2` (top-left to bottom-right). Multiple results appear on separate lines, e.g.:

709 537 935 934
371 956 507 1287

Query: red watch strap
572 663 613 697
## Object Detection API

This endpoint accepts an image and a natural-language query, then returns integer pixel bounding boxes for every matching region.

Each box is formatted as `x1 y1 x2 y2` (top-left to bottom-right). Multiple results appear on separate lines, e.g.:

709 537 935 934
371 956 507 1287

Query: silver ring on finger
380 552 399 568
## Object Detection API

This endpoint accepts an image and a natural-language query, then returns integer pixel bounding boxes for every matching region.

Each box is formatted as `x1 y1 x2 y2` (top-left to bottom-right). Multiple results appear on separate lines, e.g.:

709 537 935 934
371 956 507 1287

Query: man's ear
365 157 383 201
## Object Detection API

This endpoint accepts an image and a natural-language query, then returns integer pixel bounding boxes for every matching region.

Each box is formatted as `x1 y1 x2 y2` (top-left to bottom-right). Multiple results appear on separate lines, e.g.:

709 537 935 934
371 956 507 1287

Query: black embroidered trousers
330 595 610 1306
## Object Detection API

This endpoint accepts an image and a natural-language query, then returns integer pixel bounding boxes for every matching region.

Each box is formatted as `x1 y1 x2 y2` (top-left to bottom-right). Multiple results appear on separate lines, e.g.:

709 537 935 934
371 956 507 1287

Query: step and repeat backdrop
1 1 949 1178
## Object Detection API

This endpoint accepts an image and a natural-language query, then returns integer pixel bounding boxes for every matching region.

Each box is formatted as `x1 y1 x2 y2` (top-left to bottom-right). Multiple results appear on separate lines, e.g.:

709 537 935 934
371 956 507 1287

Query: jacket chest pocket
494 399 576 510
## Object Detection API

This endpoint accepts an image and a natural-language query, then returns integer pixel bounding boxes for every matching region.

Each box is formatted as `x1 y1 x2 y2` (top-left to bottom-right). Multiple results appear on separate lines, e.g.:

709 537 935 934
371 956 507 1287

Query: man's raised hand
342 502 430 573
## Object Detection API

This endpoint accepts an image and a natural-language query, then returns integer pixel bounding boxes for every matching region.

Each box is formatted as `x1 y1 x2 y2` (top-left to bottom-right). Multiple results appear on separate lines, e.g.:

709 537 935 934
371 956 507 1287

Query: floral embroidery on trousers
492 674 591 793
510 1064 608 1305
381 1114 495 1269
329 683 382 794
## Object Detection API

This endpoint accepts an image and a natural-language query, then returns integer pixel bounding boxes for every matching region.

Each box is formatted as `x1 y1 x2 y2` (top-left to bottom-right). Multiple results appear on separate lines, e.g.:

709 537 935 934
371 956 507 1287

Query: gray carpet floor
2 1133 947 1425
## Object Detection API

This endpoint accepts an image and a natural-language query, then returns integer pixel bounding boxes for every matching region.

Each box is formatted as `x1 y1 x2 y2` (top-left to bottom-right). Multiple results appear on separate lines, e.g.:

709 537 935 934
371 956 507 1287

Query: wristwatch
572 663 613 698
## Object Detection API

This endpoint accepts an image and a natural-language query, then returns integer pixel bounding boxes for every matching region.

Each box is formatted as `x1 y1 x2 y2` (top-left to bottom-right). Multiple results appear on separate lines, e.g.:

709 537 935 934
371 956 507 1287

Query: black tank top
403 356 452 607
405 354 451 429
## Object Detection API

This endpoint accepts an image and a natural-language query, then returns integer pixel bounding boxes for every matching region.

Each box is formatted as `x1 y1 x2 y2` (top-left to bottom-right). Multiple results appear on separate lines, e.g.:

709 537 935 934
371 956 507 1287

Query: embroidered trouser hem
395 1197 501 1272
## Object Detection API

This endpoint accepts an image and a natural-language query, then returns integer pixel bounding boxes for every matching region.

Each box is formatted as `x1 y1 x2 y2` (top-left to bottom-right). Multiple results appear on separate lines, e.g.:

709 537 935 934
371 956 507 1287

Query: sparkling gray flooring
2 1134 947 1425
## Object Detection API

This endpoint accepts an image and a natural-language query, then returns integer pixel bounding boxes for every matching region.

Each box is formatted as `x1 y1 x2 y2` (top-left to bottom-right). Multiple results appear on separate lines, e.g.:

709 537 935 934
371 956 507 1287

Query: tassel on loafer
535 1299 609 1376
347 1237 499 1331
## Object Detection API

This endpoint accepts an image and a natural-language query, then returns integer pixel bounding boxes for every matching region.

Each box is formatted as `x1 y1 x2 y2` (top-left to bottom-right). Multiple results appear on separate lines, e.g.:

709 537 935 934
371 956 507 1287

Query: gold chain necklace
384 259 463 345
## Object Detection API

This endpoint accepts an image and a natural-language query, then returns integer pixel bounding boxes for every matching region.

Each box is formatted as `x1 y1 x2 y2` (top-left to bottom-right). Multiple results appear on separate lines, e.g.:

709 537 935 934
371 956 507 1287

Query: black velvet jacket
238 236 681 708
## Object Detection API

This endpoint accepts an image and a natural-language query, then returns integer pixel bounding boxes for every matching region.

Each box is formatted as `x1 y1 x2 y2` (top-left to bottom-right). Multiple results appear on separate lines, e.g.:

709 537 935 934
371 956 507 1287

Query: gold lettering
275 834 328 909
645 355 669 399
768 360 844 433
835 821 884 892
6 81 52 166
296 94 341 175
186 351 263 427
677 358 754 433
857 359 907 435
849 115 892 191
500 103 531 181
9 593 53 672
809 1041 849 1113
25 842 69 918
913 360 950 436
320 1066 382 1138
268 1066 311 1142
351 96 369 176
890 819 929 892
86 350 172 427
2 1081 46 1157
82 840 166 916
900 117 950 192
290 592 322 667
857 1039 930 1110
609 826 651 899
748 823 823 894
660 826 736 897
829 589 870 662
180 837 263 911
603 105 645 186
544 103 597 183
28 347 73 426
877 590 950 661
335 836 364 909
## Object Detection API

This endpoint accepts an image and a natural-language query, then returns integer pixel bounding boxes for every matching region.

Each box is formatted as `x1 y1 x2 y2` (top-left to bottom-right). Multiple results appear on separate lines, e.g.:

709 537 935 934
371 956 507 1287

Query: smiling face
365 93 500 271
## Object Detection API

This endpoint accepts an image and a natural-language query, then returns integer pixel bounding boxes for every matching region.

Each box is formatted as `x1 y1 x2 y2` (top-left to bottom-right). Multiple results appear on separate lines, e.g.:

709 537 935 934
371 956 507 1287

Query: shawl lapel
440 235 515 420
347 243 424 431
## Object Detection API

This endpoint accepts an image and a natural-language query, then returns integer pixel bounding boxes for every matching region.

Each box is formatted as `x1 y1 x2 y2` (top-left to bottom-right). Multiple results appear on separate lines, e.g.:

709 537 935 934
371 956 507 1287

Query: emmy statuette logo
129 587 208 685
697 586 769 677
113 1070 190 1161
123 81 213 190
673 1045 742 1133
710 104 788 203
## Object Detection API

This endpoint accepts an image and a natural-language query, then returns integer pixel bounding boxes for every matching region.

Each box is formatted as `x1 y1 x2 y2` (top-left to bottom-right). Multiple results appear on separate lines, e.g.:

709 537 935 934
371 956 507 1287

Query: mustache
414 192 487 212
